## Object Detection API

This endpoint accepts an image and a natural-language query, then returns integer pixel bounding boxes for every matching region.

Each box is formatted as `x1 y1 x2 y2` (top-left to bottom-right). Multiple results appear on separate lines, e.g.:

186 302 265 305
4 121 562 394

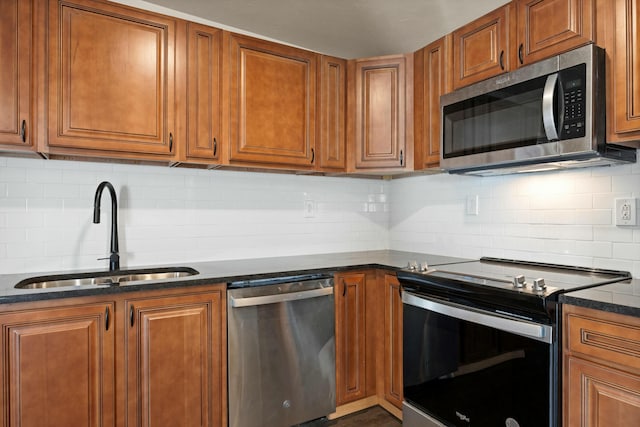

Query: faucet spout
93 181 120 271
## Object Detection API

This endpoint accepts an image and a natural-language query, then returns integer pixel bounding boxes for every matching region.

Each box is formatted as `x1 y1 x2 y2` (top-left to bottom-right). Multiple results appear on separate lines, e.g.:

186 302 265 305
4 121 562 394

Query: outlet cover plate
615 198 637 226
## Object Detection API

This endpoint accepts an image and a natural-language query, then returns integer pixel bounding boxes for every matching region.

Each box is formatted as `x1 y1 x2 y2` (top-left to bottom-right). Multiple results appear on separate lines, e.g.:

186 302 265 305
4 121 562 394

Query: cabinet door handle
400 150 404 166
20 120 26 143
499 50 505 70
518 44 524 65
342 279 346 297
213 137 217 156
105 306 110 331
169 133 173 152
129 305 135 327
311 148 315 164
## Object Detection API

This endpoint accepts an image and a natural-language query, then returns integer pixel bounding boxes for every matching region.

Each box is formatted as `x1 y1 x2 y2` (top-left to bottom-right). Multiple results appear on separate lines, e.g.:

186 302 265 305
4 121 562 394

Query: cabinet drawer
565 305 640 372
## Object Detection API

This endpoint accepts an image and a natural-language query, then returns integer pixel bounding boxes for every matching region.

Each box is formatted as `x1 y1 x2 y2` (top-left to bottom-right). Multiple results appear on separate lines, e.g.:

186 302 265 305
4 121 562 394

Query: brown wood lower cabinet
0 284 226 427
125 288 226 427
334 270 403 418
0 300 116 427
382 273 403 409
563 304 640 426
334 271 369 404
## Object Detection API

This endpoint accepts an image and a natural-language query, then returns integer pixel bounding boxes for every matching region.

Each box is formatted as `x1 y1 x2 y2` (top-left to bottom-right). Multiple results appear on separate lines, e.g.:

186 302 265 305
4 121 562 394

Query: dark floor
301 406 402 427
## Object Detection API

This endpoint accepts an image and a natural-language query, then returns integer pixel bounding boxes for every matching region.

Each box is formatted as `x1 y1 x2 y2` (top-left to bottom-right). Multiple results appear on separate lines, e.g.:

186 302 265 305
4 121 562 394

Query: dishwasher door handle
230 286 333 308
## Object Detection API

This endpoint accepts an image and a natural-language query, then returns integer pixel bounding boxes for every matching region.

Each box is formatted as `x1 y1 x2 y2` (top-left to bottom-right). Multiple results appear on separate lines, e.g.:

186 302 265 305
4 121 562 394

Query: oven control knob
407 261 418 271
532 278 547 291
419 262 429 272
513 275 526 288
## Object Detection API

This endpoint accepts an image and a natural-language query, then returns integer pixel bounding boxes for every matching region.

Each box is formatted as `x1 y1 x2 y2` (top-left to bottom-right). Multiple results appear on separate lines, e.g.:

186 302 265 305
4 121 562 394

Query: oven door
402 290 555 427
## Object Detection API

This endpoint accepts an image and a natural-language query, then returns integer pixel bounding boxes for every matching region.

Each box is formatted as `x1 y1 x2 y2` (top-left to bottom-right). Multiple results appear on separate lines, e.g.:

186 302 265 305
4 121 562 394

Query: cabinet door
126 288 226 427
383 274 403 409
0 0 32 150
0 302 115 427
184 22 222 163
335 272 367 404
414 36 451 170
452 4 513 89
599 0 640 145
352 55 411 170
565 357 640 425
318 56 347 171
516 0 594 66
46 0 178 156
228 34 317 168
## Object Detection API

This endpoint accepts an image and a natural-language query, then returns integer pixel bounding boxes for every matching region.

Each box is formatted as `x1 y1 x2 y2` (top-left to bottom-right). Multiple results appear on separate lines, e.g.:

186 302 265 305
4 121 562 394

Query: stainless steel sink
14 267 199 289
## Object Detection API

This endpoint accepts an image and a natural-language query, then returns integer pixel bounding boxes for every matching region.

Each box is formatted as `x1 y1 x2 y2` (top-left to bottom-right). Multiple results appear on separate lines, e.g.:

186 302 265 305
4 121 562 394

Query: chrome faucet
93 181 120 271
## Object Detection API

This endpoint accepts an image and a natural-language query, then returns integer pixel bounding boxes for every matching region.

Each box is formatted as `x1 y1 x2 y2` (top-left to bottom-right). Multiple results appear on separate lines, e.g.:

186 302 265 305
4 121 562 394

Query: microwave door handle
542 73 560 141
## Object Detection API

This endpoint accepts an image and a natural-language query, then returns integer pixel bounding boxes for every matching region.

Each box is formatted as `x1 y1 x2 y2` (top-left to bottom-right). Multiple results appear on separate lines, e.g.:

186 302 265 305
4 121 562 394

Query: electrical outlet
615 198 637 226
304 200 316 218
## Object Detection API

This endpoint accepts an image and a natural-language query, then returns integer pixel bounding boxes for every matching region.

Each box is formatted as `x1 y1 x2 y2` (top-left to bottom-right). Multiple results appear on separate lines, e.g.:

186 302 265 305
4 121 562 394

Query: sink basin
14 267 199 289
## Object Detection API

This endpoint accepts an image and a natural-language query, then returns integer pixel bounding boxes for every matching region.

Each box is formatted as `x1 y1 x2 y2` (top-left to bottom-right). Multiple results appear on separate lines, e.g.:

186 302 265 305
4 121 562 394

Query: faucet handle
97 252 120 271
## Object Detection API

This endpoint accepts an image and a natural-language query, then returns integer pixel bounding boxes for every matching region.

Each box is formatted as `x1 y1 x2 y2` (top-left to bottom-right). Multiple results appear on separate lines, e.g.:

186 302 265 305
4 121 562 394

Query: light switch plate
466 195 479 216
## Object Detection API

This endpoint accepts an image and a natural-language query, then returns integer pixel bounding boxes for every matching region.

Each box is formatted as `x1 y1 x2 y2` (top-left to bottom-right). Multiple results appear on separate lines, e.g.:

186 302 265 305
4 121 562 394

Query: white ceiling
116 0 509 59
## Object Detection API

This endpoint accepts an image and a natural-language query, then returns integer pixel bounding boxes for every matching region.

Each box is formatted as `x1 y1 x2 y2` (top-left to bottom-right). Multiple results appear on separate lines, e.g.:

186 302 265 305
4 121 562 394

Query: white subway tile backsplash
2 150 639 277
390 151 640 277
0 158 390 274
612 174 640 194
612 243 640 261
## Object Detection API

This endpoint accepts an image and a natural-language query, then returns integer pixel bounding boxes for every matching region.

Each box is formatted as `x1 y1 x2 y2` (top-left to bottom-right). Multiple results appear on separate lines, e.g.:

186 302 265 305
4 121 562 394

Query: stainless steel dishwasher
228 274 335 427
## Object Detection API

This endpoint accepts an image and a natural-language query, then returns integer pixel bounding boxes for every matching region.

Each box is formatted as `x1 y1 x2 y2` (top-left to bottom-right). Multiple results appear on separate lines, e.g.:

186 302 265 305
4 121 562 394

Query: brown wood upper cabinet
413 36 452 170
453 0 594 89
317 56 347 171
228 34 317 169
0 0 34 152
44 0 180 159
563 305 640 426
0 301 116 427
597 0 640 147
517 0 594 66
452 4 514 90
349 54 413 172
183 23 223 163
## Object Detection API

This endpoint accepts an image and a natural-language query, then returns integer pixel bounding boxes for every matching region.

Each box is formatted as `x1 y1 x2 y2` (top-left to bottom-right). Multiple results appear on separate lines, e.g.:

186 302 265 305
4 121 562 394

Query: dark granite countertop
0 250 468 304
559 278 640 318
4 250 638 318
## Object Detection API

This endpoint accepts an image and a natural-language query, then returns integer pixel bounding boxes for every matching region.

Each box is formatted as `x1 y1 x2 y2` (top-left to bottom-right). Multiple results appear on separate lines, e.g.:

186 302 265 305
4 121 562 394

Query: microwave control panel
559 66 586 139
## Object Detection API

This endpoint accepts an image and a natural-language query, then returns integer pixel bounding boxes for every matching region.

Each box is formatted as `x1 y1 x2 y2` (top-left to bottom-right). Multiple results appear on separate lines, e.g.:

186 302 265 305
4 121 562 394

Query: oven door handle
402 291 553 344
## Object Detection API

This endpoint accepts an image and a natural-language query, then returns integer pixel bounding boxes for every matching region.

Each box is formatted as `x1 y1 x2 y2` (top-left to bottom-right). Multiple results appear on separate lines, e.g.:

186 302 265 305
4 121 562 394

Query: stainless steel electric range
398 257 631 427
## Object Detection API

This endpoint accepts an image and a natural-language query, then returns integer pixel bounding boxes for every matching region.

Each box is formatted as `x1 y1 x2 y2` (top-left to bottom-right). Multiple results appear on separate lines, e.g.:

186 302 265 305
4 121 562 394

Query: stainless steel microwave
440 44 636 176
